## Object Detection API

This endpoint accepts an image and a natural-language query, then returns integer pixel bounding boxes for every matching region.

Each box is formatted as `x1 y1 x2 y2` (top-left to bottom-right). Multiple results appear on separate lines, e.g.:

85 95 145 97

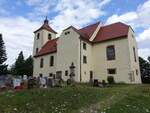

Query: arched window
40 58 44 68
106 45 115 60
48 33 52 40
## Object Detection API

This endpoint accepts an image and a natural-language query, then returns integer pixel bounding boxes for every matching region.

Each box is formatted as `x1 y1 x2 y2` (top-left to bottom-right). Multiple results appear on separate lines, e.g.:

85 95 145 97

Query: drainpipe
80 38 82 82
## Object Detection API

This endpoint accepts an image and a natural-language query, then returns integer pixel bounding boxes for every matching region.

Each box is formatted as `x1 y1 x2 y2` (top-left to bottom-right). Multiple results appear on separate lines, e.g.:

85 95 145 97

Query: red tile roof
78 22 100 40
63 26 76 31
34 38 58 57
63 22 100 41
92 22 129 43
34 23 57 34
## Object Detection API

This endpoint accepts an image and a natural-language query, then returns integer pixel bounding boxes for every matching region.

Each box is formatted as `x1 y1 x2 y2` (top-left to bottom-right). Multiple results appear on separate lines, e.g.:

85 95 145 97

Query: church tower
33 17 57 56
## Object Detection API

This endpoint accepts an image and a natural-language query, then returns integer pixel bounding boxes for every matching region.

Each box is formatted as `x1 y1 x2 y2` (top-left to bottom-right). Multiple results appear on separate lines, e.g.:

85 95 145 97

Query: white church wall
56 28 81 81
92 37 133 83
33 30 44 56
80 40 94 82
33 53 57 77
127 27 142 83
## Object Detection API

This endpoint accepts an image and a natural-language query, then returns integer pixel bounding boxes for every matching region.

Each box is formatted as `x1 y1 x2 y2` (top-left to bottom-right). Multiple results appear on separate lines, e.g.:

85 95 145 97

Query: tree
147 56 150 63
15 51 25 76
9 52 33 76
8 64 17 75
139 57 150 83
0 34 7 75
24 55 33 76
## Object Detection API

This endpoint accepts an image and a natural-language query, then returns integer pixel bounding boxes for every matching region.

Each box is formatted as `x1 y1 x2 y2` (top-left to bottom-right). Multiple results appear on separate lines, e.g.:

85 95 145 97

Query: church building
33 18 141 83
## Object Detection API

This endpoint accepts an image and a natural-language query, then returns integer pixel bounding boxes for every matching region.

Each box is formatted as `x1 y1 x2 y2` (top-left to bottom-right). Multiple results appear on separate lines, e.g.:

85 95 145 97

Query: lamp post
69 62 76 82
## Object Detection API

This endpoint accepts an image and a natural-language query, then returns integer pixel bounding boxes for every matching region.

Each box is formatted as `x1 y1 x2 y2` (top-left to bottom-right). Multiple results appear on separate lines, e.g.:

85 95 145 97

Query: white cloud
137 27 150 42
137 0 150 27
138 48 150 59
51 0 111 33
106 12 138 25
26 0 57 17
106 0 150 28
26 0 111 31
0 17 40 65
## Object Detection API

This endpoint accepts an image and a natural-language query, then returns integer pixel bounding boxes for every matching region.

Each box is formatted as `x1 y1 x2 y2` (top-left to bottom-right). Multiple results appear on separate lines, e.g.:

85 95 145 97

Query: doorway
56 71 62 79
90 71 93 82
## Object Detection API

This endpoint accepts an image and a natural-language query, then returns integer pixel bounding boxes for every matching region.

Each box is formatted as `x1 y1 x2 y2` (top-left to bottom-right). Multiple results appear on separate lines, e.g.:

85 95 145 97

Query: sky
0 0 150 65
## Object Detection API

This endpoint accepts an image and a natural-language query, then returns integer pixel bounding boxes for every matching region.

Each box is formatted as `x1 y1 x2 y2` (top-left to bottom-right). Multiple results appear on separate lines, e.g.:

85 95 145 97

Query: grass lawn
0 84 150 113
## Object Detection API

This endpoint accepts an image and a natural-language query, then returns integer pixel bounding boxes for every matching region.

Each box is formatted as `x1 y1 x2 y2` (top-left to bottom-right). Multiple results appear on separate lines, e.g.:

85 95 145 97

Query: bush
107 76 115 84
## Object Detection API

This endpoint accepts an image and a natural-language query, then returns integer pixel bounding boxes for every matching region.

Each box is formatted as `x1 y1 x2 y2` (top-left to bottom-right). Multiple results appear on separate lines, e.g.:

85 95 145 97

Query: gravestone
39 77 46 88
23 75 28 81
13 78 21 88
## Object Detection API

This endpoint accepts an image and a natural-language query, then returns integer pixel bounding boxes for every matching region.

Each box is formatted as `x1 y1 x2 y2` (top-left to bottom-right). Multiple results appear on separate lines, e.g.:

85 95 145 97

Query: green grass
0 84 149 113
98 84 150 113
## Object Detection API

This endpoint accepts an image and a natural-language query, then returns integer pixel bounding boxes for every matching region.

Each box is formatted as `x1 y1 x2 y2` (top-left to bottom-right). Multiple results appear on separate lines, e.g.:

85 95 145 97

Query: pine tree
15 51 25 76
9 52 33 76
0 34 7 75
24 55 33 76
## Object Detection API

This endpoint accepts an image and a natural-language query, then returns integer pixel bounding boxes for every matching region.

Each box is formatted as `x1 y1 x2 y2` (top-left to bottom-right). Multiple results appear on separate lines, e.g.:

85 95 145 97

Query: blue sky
0 0 150 65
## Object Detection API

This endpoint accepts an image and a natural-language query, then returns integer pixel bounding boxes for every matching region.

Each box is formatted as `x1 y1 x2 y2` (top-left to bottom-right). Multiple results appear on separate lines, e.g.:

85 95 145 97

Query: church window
133 47 137 62
107 45 115 60
39 73 43 77
40 58 44 68
36 48 38 53
83 42 86 50
136 69 138 76
65 70 68 76
83 56 87 64
49 73 53 77
65 31 70 35
50 56 54 66
107 68 116 74
37 33 40 40
48 33 52 40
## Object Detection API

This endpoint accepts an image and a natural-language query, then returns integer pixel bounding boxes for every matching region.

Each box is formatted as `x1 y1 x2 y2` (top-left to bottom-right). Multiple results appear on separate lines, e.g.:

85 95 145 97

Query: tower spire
44 16 48 24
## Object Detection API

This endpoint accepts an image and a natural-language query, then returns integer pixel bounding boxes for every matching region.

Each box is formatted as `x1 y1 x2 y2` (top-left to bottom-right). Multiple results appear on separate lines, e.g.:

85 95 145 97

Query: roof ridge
63 26 78 31
34 23 57 34
79 22 100 30
102 22 129 28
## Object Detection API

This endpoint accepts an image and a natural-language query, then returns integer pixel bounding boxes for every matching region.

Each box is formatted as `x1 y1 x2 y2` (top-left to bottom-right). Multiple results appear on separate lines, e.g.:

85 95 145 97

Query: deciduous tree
139 57 150 83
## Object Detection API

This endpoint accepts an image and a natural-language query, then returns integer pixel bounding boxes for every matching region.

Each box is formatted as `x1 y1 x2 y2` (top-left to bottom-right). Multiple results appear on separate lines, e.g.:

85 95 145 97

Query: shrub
107 76 115 84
